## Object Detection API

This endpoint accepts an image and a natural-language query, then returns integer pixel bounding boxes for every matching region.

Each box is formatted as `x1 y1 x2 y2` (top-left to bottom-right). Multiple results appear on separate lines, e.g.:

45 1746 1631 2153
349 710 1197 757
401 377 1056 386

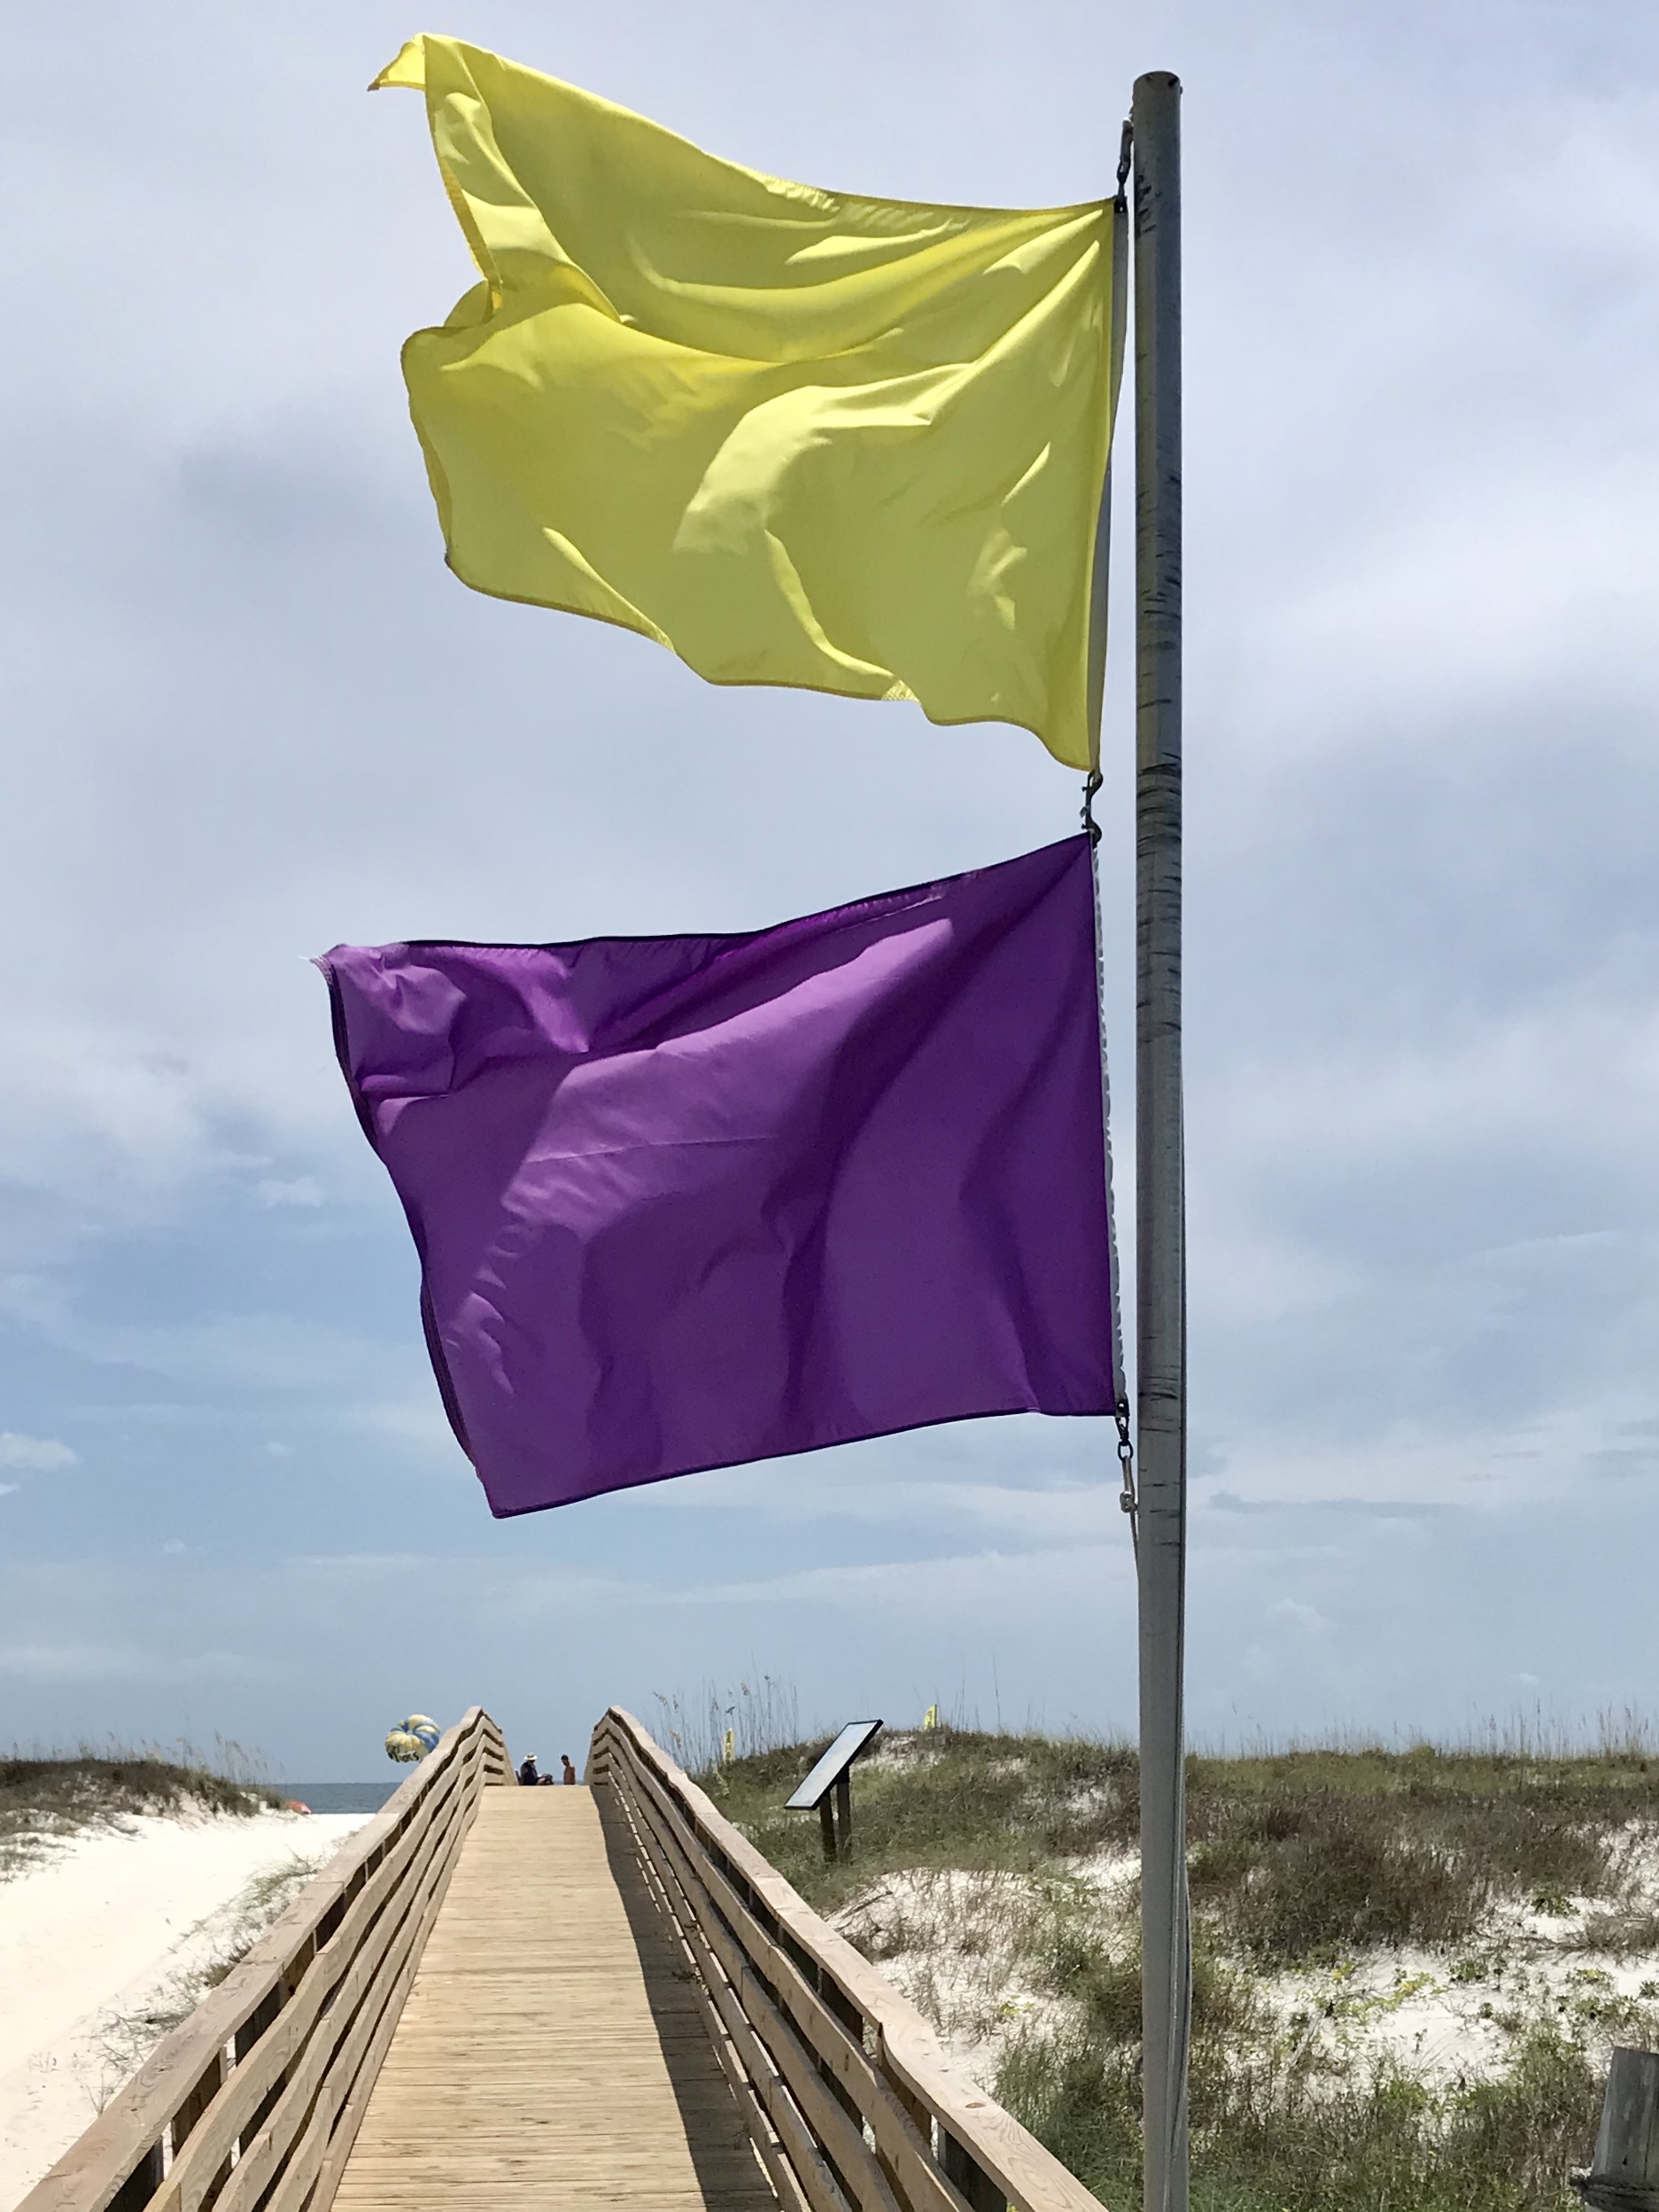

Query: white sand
833 1857 1659 2097
0 1810 368 2211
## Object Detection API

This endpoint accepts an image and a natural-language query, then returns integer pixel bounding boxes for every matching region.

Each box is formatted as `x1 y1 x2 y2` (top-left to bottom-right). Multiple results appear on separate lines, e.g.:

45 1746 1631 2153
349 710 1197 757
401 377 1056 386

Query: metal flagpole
1130 68 1190 2212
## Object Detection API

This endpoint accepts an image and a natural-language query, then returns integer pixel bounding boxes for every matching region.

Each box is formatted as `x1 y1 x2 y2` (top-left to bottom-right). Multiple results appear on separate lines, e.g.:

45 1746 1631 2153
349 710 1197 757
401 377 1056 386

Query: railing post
105 2143 164 2212
16 1707 497 2212
942 2130 1008 2212
168 2051 225 2154
875 2038 931 2205
1576 2048 1659 2211
599 1712 1111 2212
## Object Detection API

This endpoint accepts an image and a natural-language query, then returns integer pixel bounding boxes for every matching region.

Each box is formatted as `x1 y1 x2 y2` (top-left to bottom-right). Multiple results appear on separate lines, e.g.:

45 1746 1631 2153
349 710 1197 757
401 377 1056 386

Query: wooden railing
589 1707 1109 2212
20 1706 511 2212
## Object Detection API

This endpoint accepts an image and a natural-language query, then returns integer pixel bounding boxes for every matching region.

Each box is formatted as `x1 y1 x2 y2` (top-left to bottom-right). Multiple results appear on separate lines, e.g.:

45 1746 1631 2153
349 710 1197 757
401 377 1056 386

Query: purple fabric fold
320 836 1115 1517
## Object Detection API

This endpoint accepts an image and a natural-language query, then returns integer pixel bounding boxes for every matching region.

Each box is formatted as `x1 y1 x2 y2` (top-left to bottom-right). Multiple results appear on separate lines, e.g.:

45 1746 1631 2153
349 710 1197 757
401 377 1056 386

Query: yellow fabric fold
377 35 1119 769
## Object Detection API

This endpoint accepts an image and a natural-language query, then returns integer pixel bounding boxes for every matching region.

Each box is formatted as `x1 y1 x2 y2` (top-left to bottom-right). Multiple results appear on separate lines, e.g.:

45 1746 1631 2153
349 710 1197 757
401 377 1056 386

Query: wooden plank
267 1803 465 2212
607 1736 945 2209
162 1753 473 2212
16 1711 493 2212
599 1790 810 2212
619 1787 857 2212
162 1763 471 2212
605 1774 850 2212
613 1758 903 2212
27 1699 1098 2212
612 1745 967 2212
167 2051 223 2160
210 1781 468 2212
597 1713 1106 2212
329 1788 776 2212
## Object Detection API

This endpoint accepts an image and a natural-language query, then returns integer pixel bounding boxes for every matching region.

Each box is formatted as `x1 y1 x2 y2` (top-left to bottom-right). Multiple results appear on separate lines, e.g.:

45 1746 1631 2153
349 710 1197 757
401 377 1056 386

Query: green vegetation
705 1728 1136 1906
91 1852 323 2100
997 2012 1626 2212
705 1727 1659 2211
0 1748 281 1878
708 1727 1659 1945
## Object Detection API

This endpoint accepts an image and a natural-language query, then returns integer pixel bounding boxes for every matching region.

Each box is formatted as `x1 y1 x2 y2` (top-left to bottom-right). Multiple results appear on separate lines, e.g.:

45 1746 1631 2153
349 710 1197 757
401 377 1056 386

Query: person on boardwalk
562 1754 578 1785
516 1752 541 1787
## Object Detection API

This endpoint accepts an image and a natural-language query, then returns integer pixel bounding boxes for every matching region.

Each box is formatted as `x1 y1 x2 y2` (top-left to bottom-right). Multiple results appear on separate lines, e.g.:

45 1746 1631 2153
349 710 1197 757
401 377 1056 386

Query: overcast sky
4 0 1658 1778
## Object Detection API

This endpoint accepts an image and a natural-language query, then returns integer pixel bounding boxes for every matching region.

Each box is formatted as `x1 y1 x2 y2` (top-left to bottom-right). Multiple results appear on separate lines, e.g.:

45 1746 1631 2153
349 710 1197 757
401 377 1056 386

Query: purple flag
320 837 1117 1517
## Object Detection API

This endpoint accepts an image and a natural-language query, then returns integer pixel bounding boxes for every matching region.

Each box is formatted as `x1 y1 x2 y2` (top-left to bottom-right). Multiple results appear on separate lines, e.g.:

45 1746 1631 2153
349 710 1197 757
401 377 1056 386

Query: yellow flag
377 37 1120 770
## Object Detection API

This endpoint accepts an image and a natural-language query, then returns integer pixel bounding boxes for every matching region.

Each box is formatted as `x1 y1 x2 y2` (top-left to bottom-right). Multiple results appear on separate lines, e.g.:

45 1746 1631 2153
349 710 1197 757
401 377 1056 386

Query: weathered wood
167 2053 224 2161
611 1761 883 2212
208 1783 468 2212
1576 2048 1659 2212
612 1742 967 2212
163 1763 472 2212
611 1732 920 2206
18 1709 507 2212
625 1817 850 2212
594 1710 1104 2212
167 1749 475 2210
942 2136 1008 2212
598 1711 968 2061
264 1808 465 2212
27 1701 1103 2212
878 2055 937 2211
640 1747 949 2210
616 1790 811 2212
106 2144 162 2212
328 1788 775 2212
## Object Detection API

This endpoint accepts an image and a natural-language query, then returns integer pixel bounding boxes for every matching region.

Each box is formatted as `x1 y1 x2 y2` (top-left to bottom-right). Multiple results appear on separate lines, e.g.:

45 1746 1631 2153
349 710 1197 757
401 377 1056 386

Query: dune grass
996 2011 1624 2212
89 1852 324 2100
705 1725 1659 2211
0 1745 282 1877
709 1728 1659 1953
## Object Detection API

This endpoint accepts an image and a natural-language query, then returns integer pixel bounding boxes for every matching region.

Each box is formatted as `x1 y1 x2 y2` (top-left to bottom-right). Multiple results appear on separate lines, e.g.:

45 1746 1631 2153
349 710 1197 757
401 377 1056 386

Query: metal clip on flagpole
1131 67 1190 2212
1116 1409 1139 1559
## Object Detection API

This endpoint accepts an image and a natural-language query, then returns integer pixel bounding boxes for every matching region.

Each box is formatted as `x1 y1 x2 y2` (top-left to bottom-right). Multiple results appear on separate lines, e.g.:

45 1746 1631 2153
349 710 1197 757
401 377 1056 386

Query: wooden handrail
19 1707 511 2212
588 1707 1112 2212
22 1704 1102 2212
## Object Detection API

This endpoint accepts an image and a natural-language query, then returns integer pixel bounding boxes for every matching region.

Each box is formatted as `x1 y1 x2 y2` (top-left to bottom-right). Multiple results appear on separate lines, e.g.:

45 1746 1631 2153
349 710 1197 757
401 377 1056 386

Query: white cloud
0 1275 422 1397
349 1399 466 1458
0 1643 260 1682
0 1432 77 1473
4 0 1659 1759
257 1176 323 1209
663 1542 1135 1615
1268 1598 1331 1636
1197 1405 1635 1514
286 1552 436 1581
701 1472 1122 1546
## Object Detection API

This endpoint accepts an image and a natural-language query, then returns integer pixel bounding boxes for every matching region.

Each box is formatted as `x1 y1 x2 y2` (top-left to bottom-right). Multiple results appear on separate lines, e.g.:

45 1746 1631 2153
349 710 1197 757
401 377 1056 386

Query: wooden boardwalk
20 1710 1105 2212
330 1787 777 2212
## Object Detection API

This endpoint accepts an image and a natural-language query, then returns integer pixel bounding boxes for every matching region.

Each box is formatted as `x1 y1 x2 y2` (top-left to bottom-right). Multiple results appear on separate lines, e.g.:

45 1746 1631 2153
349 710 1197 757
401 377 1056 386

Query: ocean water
275 1782 401 1814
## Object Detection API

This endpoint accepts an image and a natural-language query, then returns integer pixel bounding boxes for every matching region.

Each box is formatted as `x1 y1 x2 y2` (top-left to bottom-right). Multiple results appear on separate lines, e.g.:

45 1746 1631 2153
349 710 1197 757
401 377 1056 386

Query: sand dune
1 1808 368 2211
